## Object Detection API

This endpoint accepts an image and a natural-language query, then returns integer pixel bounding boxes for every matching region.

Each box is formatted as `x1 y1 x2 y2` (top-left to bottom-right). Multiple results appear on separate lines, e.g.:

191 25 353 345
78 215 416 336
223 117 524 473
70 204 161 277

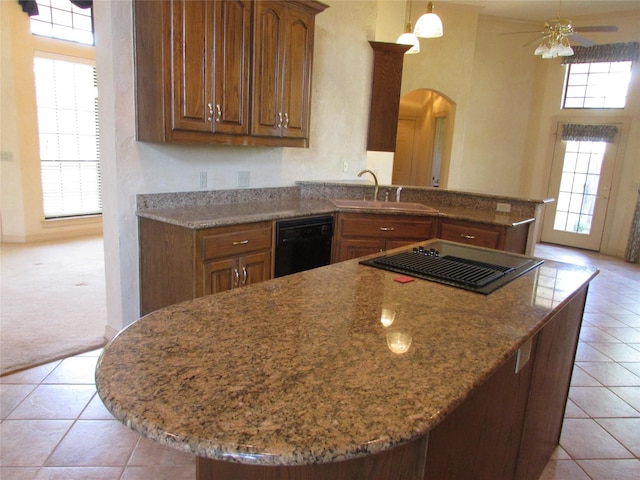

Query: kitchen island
96 240 597 480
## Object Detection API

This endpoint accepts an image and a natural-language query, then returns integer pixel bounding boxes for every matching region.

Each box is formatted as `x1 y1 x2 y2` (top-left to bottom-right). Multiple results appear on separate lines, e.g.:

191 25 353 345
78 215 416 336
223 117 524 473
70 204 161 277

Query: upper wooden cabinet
367 42 410 152
133 0 328 148
252 1 318 140
170 0 250 135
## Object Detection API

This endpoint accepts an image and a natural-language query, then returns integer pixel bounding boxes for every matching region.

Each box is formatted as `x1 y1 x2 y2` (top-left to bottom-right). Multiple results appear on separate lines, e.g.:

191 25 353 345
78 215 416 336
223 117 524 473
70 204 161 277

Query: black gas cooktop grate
364 252 515 288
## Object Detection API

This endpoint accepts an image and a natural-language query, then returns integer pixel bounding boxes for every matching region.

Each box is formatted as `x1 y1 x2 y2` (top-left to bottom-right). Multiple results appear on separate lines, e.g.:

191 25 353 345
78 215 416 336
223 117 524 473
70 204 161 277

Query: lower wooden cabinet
438 218 529 254
139 218 272 315
332 213 437 262
203 252 271 295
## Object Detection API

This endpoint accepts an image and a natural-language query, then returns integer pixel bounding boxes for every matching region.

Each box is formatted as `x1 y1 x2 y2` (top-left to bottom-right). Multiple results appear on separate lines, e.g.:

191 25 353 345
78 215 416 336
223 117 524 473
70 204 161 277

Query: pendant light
396 0 420 54
413 2 443 38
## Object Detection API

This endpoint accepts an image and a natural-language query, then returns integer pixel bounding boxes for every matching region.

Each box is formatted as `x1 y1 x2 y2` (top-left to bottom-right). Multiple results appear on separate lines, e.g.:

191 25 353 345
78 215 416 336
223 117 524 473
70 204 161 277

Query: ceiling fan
501 1 619 58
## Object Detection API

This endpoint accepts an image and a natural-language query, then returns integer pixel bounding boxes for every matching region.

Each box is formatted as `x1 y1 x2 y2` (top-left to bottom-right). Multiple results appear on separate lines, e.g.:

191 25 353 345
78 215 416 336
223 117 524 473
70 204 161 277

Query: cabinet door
213 0 251 135
280 5 314 139
336 238 386 262
203 257 238 295
252 1 285 137
239 251 273 287
170 0 213 132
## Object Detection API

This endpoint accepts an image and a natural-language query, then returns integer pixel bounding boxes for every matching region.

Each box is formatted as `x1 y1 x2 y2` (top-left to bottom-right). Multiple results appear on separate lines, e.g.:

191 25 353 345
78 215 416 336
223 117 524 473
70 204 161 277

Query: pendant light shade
414 2 443 38
396 23 420 54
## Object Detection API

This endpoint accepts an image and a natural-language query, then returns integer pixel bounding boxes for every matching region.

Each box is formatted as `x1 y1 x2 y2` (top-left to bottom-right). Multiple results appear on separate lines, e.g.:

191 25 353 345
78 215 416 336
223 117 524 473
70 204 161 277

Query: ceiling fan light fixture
414 2 443 38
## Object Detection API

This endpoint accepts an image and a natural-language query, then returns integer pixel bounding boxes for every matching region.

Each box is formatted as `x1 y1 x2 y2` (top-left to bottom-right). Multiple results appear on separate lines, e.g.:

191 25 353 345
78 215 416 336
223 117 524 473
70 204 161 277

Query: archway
393 89 455 187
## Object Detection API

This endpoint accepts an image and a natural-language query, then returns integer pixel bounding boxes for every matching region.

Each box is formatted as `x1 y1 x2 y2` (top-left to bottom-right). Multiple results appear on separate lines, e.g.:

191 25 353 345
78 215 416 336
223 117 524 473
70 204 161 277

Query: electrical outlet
343 161 349 172
199 171 207 189
237 171 250 188
496 202 511 213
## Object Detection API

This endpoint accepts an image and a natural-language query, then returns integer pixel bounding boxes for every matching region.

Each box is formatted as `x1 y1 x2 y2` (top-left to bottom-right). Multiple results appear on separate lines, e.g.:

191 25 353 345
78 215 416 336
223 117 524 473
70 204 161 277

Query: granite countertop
95 240 597 466
136 198 534 229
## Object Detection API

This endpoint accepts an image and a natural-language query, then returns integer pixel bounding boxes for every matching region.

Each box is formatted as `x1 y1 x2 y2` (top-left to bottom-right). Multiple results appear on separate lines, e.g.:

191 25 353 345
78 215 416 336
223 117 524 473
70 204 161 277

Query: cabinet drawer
339 214 435 239
202 224 272 260
438 221 502 249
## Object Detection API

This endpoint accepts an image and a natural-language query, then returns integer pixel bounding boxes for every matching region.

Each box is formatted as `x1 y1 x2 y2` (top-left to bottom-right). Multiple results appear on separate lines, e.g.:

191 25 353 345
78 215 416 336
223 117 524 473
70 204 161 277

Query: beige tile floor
1 243 639 480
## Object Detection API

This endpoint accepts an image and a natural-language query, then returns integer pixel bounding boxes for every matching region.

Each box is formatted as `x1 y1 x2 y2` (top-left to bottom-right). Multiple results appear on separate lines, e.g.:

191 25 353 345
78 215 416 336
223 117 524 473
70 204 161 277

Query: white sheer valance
561 42 640 65
561 124 619 143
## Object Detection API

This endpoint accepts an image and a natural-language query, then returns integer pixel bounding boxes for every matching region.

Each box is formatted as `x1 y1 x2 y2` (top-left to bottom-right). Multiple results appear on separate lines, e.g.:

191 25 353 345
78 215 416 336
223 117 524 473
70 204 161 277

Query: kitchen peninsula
96 239 596 480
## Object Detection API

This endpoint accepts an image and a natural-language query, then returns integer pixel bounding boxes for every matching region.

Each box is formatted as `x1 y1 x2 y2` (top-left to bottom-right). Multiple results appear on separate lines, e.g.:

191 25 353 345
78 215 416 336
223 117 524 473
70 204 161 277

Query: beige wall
2 0 639 335
0 0 101 242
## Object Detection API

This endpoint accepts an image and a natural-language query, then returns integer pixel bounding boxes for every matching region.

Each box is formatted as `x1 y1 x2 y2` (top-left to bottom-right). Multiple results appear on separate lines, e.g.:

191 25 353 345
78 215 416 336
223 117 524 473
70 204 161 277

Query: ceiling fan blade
569 33 596 47
523 35 546 47
499 31 545 36
574 25 619 33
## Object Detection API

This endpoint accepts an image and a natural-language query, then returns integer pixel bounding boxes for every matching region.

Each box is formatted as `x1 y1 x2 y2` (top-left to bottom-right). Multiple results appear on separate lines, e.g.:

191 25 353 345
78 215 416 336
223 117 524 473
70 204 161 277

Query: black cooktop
359 241 544 294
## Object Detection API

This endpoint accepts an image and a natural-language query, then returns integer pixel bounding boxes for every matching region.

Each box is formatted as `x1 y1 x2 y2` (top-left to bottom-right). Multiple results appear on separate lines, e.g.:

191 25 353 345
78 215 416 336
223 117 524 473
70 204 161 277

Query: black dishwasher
274 215 333 278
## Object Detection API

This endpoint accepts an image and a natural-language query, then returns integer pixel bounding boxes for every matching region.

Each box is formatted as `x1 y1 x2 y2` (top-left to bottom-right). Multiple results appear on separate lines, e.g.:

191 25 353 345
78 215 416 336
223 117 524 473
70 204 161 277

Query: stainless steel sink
331 199 439 213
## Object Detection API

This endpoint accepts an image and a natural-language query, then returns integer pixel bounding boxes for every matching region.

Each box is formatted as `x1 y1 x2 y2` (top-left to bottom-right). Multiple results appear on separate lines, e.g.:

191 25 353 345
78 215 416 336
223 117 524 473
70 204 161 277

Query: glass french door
541 123 619 251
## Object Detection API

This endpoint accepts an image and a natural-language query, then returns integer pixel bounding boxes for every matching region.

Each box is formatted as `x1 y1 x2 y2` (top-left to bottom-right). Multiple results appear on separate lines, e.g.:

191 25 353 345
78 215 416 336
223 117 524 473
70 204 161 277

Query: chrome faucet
357 169 379 201
395 186 403 203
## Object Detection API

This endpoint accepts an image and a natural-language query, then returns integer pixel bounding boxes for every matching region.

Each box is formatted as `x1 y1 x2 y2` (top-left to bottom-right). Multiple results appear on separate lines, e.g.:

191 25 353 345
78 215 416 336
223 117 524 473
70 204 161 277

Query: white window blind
34 54 101 218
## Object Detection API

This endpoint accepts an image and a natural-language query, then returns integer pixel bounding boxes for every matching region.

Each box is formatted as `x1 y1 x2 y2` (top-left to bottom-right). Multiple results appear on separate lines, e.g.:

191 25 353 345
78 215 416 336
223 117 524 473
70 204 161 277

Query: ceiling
433 0 640 22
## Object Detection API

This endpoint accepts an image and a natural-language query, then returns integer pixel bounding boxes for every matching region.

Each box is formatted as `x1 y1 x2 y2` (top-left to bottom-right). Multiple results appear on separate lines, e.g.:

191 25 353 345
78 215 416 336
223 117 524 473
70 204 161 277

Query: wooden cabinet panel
252 1 317 140
425 348 535 480
438 218 529 254
203 251 272 296
133 0 326 147
252 1 283 138
333 213 437 262
367 42 410 152
171 0 213 132
515 289 588 480
139 219 272 315
336 238 386 262
213 0 251 134
281 5 314 139
203 223 272 260
438 219 502 249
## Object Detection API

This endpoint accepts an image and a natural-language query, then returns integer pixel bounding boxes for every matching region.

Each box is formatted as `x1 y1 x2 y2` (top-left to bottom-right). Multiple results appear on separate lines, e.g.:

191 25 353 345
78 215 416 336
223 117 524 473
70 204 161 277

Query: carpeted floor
0 235 107 375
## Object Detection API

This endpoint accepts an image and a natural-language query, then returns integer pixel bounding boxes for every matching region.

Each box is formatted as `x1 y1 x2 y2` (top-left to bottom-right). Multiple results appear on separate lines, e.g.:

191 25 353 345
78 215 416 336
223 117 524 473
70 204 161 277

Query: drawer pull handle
234 268 240 287
241 267 247 286
379 227 395 231
233 240 249 246
460 234 475 240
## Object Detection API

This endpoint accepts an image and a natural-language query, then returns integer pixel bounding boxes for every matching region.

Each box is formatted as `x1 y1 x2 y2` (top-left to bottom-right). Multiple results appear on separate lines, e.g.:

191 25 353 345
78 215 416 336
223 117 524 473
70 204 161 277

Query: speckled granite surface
136 196 533 229
96 241 597 466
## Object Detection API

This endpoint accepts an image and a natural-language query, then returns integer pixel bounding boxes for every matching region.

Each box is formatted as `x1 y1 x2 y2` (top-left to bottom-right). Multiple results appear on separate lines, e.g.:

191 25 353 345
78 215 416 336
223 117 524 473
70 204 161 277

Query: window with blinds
34 54 102 219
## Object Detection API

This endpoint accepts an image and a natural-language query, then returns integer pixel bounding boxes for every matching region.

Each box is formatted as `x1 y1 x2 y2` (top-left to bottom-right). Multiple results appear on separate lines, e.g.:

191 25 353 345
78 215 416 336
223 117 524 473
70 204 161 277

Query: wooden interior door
392 118 417 185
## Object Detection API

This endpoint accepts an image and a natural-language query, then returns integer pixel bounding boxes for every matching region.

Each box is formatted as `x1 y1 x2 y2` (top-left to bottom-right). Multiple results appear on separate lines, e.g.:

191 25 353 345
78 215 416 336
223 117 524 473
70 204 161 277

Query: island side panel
515 287 588 480
423 344 536 480
196 435 428 480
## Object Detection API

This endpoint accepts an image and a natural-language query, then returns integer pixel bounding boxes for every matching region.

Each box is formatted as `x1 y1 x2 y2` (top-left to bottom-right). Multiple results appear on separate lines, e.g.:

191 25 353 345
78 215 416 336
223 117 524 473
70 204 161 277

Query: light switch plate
496 202 511 213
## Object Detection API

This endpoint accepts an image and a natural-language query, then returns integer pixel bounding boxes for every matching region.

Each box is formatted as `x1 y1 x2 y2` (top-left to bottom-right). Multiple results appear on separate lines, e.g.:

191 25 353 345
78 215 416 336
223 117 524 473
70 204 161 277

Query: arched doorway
393 89 455 187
